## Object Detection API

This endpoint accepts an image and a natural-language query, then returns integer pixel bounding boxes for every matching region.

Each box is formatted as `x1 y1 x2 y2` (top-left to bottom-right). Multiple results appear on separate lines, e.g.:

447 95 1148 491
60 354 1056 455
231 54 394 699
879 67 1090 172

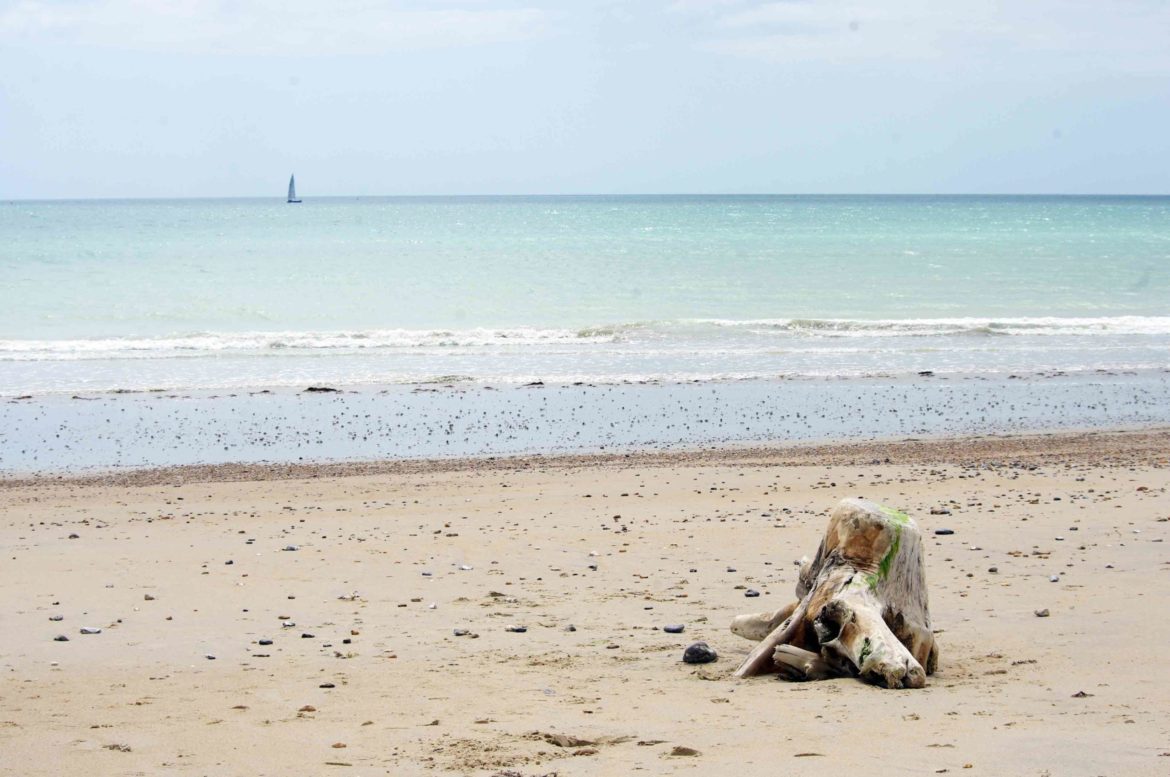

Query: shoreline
5 371 1170 476
5 425 1169 488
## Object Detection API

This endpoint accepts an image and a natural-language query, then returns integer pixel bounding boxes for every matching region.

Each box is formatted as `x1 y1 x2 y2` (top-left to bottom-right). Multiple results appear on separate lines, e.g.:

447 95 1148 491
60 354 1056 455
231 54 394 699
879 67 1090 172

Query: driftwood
731 498 938 688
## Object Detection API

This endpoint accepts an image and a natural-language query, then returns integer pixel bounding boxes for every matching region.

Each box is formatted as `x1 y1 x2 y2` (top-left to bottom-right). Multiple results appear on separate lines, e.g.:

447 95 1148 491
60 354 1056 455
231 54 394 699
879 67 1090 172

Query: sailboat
287 174 302 203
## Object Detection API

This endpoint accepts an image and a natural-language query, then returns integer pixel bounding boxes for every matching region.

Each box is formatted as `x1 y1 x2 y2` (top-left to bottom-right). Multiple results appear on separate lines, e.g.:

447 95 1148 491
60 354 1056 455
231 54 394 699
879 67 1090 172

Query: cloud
0 0 553 54
673 0 1170 72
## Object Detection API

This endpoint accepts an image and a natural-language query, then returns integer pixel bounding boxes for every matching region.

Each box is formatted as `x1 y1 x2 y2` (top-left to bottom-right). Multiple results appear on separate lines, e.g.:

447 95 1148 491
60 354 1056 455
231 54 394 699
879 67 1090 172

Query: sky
1 0 1168 198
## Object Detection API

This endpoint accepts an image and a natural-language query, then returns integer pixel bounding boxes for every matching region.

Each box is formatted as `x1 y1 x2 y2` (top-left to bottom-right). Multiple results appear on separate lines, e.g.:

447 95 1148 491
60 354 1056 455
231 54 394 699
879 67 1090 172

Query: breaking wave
3 316 1169 362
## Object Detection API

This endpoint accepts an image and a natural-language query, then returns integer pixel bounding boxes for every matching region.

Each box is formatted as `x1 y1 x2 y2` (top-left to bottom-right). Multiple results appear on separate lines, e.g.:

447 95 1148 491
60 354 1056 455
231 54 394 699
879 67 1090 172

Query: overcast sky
2 0 1168 198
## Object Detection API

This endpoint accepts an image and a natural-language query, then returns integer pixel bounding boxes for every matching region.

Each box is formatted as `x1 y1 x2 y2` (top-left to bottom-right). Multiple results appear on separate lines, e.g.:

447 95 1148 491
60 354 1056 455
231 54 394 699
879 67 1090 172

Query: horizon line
5 192 1170 203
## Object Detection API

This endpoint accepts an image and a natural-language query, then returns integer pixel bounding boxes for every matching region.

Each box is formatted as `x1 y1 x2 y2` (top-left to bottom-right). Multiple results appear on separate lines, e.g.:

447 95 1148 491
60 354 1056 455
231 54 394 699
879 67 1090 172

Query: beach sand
2 430 1169 776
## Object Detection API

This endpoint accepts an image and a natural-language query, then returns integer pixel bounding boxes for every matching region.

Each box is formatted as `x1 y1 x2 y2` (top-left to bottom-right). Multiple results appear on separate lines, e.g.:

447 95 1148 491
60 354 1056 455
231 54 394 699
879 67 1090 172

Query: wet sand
5 371 1170 474
2 430 1169 775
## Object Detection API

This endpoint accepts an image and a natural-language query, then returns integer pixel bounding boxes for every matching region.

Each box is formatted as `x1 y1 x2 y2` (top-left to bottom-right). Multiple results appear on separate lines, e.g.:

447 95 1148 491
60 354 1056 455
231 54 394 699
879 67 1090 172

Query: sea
2 194 1169 471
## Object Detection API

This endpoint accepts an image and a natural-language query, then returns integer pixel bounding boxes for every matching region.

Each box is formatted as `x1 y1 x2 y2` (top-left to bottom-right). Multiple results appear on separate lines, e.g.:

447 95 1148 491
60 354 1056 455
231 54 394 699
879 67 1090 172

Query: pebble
1035 609 1050 618
206 654 216 660
301 633 315 639
453 628 471 637
988 566 998 573
505 625 527 633
53 634 69 642
282 545 299 551
258 639 273 645
683 642 717 664
143 594 155 601
49 614 63 621
934 528 955 536
319 683 336 689
564 624 577 632
80 627 102 635
459 564 473 571
744 589 760 598
68 533 80 539
664 624 685 634
1049 575 1060 582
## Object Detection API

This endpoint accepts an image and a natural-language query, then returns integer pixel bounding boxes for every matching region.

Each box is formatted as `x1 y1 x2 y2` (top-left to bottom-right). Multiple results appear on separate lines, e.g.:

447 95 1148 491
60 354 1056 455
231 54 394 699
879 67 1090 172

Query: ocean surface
2 195 1168 395
3 194 1169 472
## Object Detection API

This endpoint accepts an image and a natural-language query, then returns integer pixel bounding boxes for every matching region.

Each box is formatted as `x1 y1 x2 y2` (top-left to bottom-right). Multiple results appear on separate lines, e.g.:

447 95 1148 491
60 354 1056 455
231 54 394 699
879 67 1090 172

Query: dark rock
301 633 315 639
1034 609 1050 618
744 589 760 598
683 642 717 664
53 634 69 642
304 386 340 393
49 614 63 621
934 528 955 536
258 639 273 646
564 624 577 632
453 628 470 637
319 682 336 688
505 625 527 633
68 533 80 539
664 624 685 634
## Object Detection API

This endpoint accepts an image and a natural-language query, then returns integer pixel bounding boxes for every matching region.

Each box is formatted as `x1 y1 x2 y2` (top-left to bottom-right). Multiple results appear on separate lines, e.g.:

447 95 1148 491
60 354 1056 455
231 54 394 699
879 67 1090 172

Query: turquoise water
2 195 1168 393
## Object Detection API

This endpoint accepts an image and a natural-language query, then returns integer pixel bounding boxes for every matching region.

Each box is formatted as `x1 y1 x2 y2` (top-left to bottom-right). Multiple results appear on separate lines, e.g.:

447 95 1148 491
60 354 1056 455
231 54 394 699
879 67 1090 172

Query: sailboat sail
287 175 301 203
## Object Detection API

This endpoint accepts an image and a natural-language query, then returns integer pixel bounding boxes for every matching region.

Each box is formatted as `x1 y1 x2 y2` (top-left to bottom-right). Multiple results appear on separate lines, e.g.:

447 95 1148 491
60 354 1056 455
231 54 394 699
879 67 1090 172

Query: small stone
283 545 299 552
1071 690 1093 698
664 624 685 634
453 628 470 637
49 614 63 621
143 594 155 601
225 560 234 565
206 654 216 660
80 627 101 635
68 533 80 539
505 625 527 633
930 508 951 515
1034 609 1050 618
988 566 998 573
299 705 316 712
683 642 717 664
1049 575 1059 582
726 567 736 572
459 564 473 571
744 589 760 598
258 639 273 646
319 682 336 689
934 528 955 536
301 633 315 639
564 624 577 632
669 746 701 757
53 634 69 642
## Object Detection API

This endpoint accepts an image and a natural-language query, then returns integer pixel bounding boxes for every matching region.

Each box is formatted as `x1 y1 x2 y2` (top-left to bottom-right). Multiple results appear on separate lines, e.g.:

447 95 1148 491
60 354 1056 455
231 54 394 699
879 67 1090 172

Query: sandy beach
2 429 1169 776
